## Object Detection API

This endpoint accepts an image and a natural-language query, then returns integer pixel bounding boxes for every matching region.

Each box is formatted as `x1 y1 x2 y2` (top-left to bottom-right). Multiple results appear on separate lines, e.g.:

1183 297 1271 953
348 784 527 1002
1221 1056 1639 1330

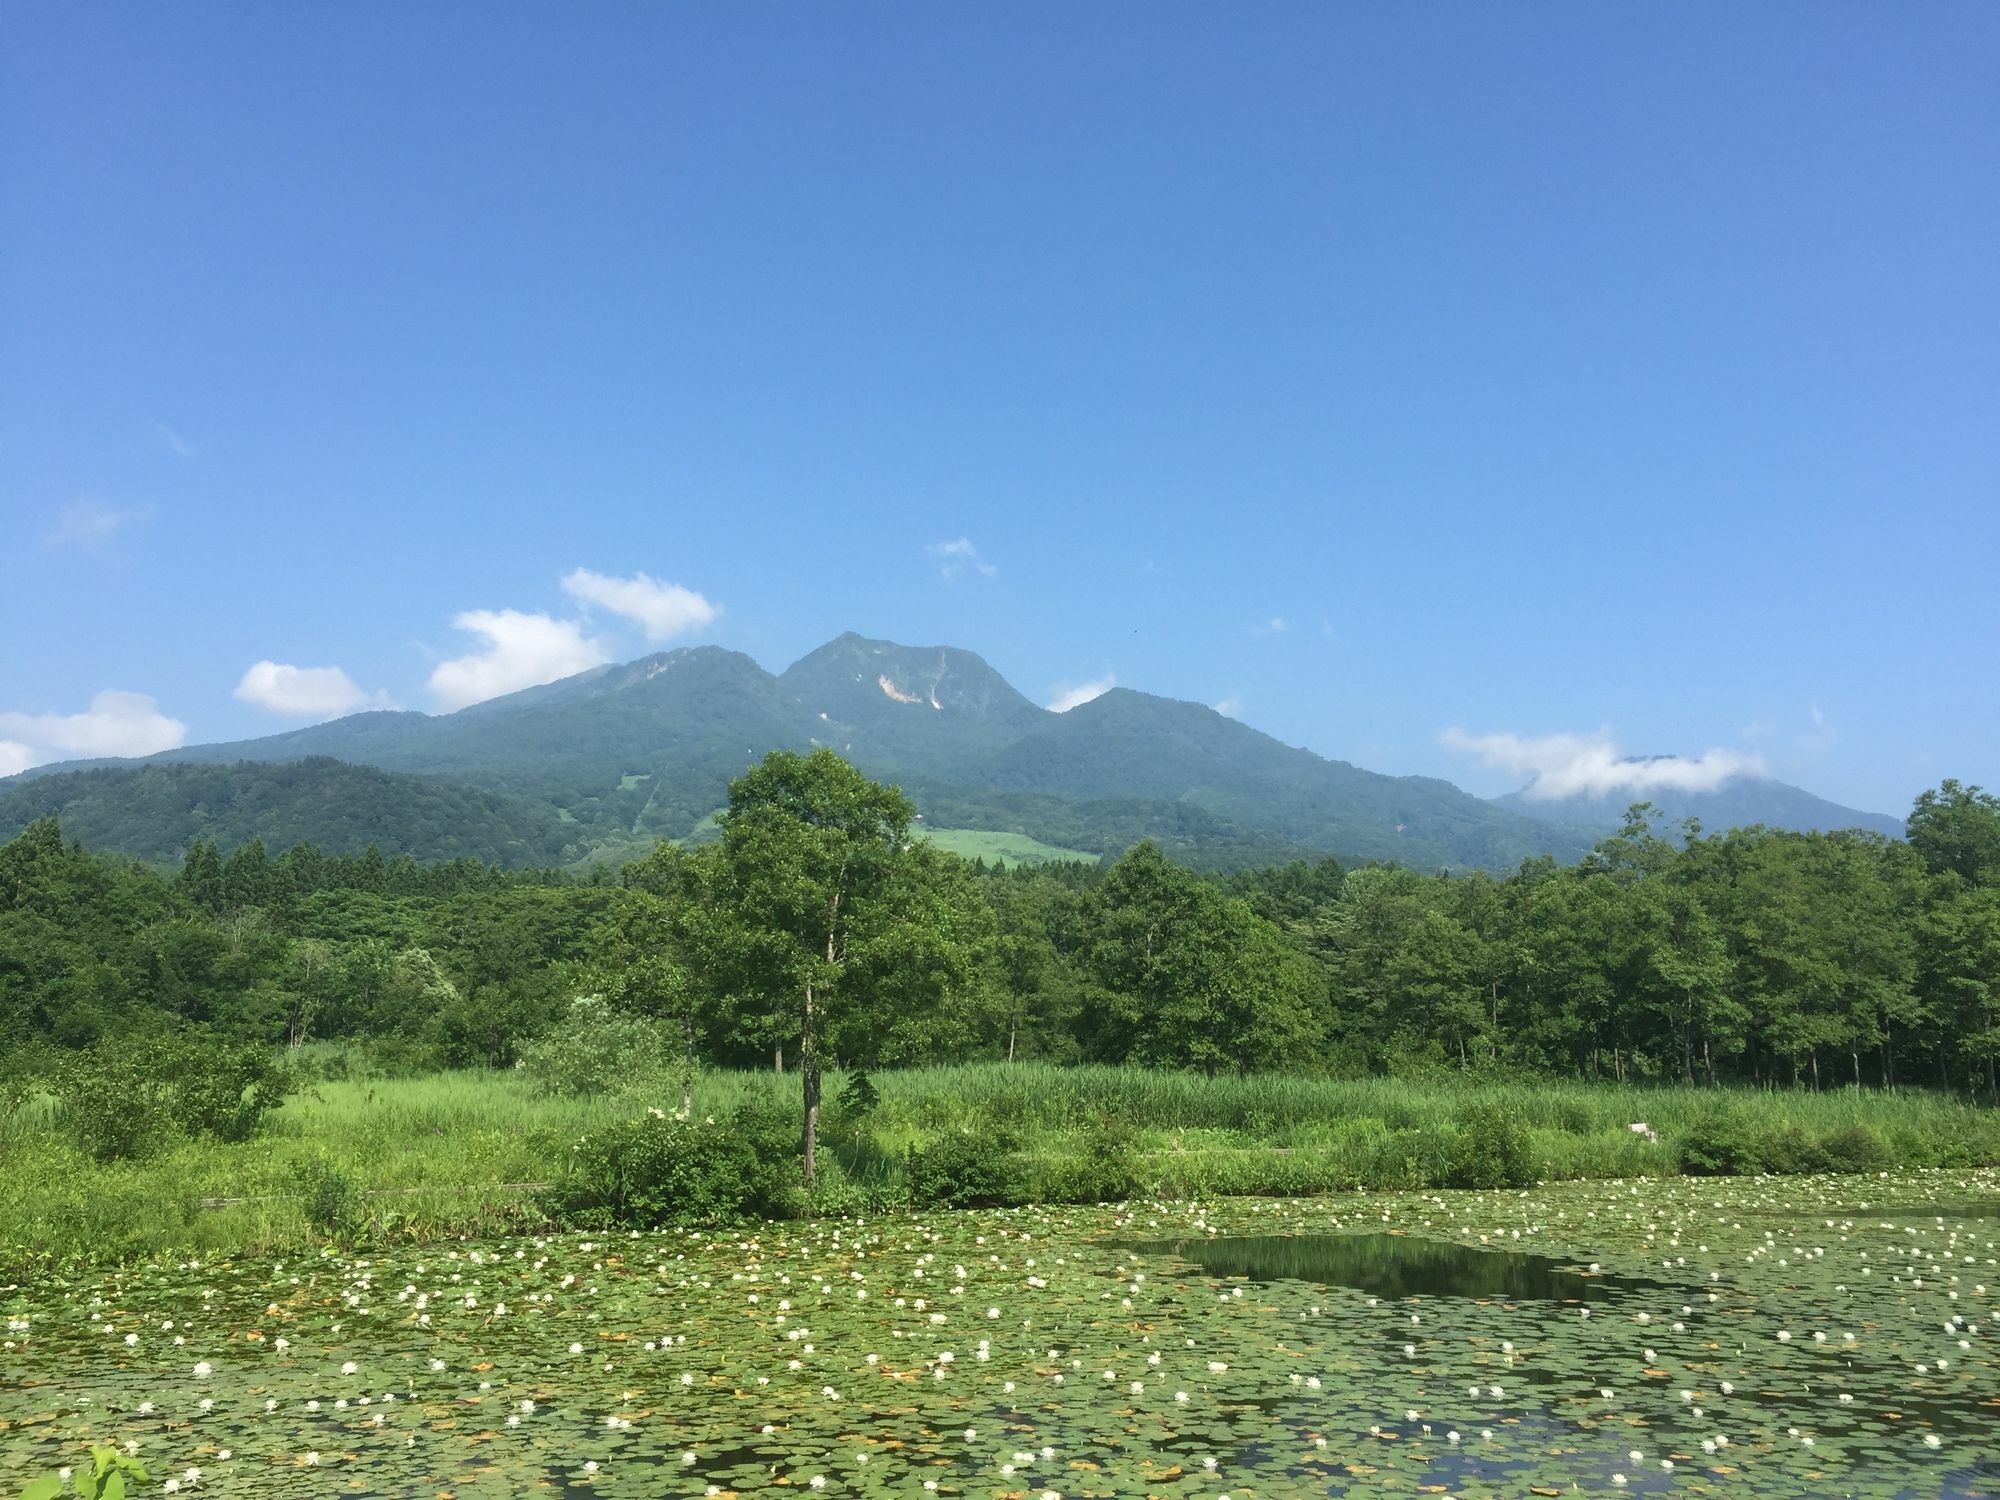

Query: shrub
1757 1123 1830 1176
516 996 672 1098
1043 1113 1143 1203
548 1102 800 1229
174 1043 290 1143
1443 1102 1534 1189
907 1129 1024 1209
290 1154 359 1243
838 1068 880 1118
1818 1124 1888 1173
1676 1110 1760 1177
53 1034 290 1161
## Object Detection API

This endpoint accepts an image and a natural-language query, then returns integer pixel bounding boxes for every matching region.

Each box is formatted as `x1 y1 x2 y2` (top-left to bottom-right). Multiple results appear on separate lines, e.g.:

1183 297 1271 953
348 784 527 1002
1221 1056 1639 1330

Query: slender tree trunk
1007 1012 1018 1064
1810 1050 1821 1091
1703 1036 1716 1087
774 1040 783 1074
801 981 820 1191
682 1015 696 1117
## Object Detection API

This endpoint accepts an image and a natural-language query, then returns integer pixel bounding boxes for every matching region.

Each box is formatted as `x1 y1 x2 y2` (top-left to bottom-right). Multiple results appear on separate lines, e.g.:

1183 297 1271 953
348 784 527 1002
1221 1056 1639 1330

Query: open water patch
1121 1230 1669 1302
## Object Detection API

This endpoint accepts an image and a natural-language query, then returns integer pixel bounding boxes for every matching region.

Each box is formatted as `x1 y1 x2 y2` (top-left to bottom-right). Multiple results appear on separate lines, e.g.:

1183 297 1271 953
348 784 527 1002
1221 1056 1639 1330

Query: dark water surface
1122 1230 1669 1302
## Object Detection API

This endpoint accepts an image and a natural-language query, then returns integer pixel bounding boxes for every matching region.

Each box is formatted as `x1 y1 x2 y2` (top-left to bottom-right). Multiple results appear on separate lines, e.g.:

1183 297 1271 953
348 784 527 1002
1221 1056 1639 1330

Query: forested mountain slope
0 758 578 867
6 634 1893 870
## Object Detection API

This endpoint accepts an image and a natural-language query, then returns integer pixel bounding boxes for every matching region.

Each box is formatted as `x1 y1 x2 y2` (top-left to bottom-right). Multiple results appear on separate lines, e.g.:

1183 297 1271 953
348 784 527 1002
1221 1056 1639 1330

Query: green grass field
3 1059 1996 1273
915 826 1099 866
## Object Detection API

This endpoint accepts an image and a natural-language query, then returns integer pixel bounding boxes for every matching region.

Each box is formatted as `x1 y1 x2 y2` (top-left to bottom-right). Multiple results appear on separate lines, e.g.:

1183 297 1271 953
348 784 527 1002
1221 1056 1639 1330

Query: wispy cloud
42 496 154 551
561 567 720 644
1047 674 1116 713
1439 726 1767 801
428 610 610 711
927 537 998 580
1800 702 1838 754
0 690 187 770
234 661 392 719
1254 616 1289 636
155 422 199 459
1213 696 1244 719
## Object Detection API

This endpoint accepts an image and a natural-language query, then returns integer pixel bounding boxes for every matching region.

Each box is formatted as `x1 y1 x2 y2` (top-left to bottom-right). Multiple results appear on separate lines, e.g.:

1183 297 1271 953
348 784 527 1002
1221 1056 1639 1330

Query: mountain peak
782 634 1040 721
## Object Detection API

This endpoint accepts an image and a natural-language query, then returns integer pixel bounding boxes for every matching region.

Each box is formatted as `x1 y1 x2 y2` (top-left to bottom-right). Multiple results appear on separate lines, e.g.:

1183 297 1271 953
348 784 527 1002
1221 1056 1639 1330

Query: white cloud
560 567 720 644
156 422 199 458
428 610 610 711
1439 727 1767 801
42 496 153 551
234 661 390 718
1213 696 1244 719
1800 702 1838 754
0 690 188 768
1047 674 1116 713
1254 616 1289 635
927 537 998 580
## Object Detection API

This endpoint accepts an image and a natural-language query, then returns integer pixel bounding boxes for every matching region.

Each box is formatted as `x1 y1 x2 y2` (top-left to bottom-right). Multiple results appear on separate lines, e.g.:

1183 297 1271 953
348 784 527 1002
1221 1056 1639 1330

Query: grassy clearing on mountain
3 1060 1995 1273
915 827 1099 867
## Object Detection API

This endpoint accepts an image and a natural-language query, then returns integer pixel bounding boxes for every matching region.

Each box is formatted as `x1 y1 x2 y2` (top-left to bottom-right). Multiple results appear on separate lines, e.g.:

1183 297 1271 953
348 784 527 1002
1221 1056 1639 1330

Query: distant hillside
17 633 1891 872
0 758 580 867
26 648 809 846
951 688 1590 870
1494 772 1904 840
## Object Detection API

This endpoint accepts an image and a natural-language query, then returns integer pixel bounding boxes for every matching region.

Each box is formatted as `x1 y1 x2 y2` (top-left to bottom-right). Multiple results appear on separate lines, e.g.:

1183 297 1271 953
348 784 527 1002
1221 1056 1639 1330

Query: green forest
5 751 1997 1098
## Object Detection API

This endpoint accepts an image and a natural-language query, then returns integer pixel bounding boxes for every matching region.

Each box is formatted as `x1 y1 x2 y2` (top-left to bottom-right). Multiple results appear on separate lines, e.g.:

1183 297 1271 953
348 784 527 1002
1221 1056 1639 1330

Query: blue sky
3 3 1994 818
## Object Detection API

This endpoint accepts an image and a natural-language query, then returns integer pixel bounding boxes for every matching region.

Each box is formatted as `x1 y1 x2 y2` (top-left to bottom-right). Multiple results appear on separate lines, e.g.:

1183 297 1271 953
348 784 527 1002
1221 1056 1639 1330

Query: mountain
939 688 1586 869
1494 764 1904 840
11 634 1884 871
0 758 578 867
779 632 1047 774
27 647 811 847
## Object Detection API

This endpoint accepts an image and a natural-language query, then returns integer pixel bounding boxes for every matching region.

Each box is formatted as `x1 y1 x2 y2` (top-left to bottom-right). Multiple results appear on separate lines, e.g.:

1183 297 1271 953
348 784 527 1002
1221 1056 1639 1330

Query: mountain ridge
3 633 1899 869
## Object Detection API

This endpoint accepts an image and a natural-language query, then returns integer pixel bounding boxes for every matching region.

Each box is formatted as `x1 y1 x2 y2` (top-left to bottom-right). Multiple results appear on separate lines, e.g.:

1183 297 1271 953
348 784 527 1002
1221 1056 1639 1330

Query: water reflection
1122 1231 1666 1302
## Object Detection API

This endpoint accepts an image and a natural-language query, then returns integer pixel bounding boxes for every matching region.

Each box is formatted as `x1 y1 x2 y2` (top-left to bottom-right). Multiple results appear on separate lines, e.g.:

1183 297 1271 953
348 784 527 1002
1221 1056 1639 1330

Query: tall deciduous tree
1080 842 1322 1075
698 749 976 1188
1908 780 2000 888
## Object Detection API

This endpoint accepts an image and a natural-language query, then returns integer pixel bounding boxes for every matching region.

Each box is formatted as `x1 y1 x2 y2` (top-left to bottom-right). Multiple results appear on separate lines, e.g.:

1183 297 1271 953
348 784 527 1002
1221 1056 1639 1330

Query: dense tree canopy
2 763 1998 1101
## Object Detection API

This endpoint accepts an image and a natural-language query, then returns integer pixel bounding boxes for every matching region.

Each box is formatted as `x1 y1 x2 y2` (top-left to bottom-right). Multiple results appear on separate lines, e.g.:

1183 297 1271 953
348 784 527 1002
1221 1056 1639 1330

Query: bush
838 1069 880 1118
290 1154 359 1243
548 1102 801 1229
1443 1102 1534 1189
1042 1113 1144 1203
907 1129 1024 1209
1818 1124 1888 1173
1757 1123 1830 1176
1676 1110 1760 1177
53 1034 290 1161
516 996 672 1098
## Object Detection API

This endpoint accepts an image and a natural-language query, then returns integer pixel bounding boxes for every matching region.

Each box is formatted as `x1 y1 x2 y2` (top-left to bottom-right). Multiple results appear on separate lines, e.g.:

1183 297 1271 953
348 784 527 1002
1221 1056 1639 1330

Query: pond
2 1171 1996 1497
1120 1230 1668 1303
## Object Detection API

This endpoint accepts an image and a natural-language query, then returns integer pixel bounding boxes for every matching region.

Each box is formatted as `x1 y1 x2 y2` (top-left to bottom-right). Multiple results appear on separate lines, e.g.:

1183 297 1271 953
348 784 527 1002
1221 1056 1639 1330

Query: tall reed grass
1 1058 1992 1272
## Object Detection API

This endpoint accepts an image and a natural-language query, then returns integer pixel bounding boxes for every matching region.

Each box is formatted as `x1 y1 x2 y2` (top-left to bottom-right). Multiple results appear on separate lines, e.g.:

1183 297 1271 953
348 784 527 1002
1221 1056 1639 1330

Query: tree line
3 752 1997 1120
